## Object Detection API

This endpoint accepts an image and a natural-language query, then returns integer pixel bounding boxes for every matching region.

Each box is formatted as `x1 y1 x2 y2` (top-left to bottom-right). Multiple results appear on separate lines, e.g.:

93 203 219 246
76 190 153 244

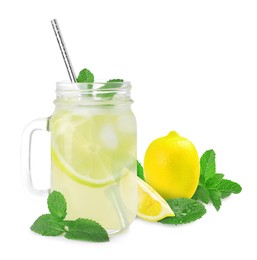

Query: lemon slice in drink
50 113 131 187
51 148 122 187
137 177 175 221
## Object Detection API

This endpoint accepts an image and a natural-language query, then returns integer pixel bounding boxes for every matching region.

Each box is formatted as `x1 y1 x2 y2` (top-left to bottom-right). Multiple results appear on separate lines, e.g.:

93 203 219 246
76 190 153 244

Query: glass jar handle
21 118 50 197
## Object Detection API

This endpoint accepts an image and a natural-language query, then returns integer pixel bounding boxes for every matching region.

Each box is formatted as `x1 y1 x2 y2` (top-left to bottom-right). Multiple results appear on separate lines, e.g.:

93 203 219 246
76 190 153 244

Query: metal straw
51 19 77 82
50 19 129 230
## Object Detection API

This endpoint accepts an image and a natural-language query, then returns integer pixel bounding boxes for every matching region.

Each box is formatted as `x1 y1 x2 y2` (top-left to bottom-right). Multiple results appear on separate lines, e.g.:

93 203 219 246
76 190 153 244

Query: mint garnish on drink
31 191 109 242
77 68 94 83
76 68 124 98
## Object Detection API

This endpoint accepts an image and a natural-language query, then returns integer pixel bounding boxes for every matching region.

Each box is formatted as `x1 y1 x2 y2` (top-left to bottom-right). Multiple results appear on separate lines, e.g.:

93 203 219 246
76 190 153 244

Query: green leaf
205 173 224 188
193 172 224 206
77 68 94 83
47 191 67 220
200 149 216 183
137 161 145 181
217 179 242 198
97 79 124 99
30 214 65 236
159 198 206 225
65 218 109 242
193 149 242 211
107 79 124 83
192 186 210 204
208 189 222 211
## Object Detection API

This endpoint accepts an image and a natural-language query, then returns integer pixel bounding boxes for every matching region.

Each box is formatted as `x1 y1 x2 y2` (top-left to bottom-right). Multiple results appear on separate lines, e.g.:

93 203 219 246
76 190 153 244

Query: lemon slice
50 113 133 187
51 148 126 187
137 177 175 221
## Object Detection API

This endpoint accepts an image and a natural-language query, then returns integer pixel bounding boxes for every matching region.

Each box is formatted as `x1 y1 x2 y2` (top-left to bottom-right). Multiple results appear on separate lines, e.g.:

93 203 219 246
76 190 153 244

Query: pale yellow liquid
50 107 137 233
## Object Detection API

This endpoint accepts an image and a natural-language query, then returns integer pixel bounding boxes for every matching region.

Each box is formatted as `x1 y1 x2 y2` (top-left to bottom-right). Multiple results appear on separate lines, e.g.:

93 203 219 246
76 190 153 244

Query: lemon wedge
137 177 175 221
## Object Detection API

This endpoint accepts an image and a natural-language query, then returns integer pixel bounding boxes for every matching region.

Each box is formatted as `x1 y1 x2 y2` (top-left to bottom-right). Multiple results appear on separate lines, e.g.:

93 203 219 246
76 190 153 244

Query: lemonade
49 82 137 233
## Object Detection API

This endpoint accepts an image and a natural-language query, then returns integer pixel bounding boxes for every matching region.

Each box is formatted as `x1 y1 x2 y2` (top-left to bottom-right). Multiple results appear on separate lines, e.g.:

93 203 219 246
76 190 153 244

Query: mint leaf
137 161 145 181
65 219 109 242
97 79 124 99
200 149 216 183
47 191 67 220
30 214 65 236
159 198 206 225
77 68 94 83
192 186 210 204
107 79 124 83
208 189 222 211
205 173 224 188
193 174 224 209
217 179 242 198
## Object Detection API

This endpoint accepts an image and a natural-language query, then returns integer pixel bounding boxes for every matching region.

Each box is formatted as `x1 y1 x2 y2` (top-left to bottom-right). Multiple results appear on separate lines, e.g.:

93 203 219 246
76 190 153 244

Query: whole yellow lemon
144 131 200 199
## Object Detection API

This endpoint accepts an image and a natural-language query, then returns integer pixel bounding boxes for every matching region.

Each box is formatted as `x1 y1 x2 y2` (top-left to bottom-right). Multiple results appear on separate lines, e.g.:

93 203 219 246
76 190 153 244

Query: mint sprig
192 150 242 211
30 191 109 242
76 68 124 99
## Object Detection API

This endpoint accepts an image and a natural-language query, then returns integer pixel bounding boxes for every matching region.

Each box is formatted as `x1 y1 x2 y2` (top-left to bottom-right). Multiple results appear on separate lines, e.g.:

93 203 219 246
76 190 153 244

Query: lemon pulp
137 177 175 221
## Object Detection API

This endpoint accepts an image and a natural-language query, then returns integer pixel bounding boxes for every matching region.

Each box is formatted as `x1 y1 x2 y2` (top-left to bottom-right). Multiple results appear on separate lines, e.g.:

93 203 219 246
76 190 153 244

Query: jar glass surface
49 82 137 233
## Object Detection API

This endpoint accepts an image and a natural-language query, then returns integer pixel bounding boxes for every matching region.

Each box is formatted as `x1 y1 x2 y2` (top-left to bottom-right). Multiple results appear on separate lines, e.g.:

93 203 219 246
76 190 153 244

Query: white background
0 0 256 259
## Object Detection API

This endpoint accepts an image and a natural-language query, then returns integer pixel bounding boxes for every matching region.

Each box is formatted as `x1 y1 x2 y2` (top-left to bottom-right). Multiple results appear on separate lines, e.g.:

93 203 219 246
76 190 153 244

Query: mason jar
21 81 137 234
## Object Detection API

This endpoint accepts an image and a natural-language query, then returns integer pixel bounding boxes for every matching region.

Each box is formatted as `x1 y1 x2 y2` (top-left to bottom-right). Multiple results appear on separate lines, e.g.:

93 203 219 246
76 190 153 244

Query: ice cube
100 125 118 149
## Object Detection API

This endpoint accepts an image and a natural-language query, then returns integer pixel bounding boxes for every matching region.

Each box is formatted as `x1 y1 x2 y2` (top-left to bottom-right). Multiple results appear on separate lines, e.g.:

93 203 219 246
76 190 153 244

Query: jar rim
56 81 132 92
54 81 133 105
